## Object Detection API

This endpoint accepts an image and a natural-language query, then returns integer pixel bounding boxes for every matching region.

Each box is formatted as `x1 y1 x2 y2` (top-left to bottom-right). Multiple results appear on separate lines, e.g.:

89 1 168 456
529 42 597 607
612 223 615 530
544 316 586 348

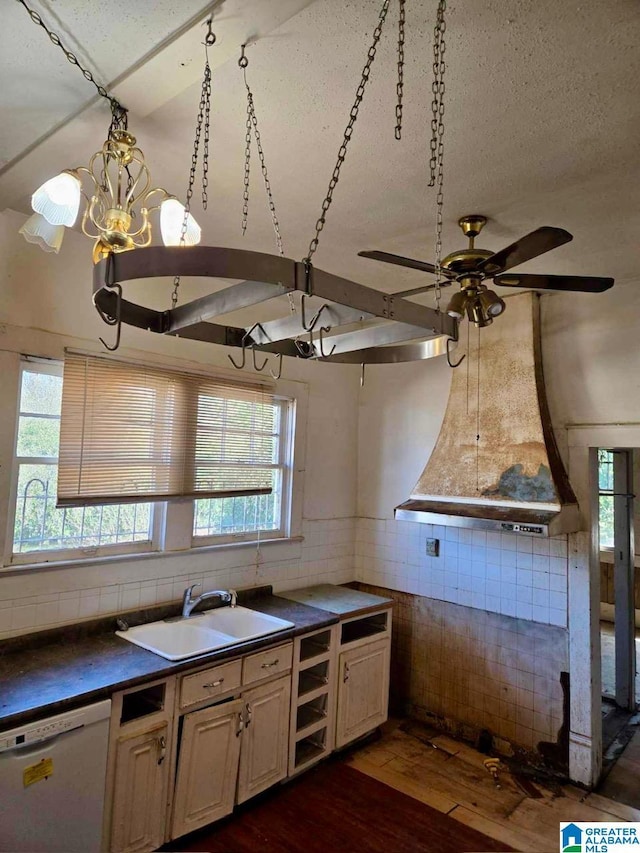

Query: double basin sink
116 606 294 661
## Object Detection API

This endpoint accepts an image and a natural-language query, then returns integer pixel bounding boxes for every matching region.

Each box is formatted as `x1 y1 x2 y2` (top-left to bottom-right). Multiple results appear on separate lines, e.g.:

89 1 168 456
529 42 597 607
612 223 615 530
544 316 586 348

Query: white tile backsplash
0 518 356 638
356 518 568 628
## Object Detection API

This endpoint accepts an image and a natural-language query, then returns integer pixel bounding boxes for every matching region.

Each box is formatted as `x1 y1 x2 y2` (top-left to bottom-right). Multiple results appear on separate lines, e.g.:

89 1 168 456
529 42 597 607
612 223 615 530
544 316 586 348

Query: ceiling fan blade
478 227 573 275
393 281 454 298
494 273 614 293
358 250 455 277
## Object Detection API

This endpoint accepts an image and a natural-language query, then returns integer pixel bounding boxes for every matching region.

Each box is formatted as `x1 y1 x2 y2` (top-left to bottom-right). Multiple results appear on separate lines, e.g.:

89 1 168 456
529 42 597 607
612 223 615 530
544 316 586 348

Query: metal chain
428 0 446 188
171 35 213 308
395 0 406 140
241 50 252 237
16 0 127 131
304 0 391 262
430 0 447 312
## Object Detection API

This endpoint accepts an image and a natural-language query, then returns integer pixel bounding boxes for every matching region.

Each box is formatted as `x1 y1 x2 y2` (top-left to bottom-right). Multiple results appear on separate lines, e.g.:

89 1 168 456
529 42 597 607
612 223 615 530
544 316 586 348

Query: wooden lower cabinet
171 698 244 839
237 675 291 804
110 723 171 853
335 638 390 748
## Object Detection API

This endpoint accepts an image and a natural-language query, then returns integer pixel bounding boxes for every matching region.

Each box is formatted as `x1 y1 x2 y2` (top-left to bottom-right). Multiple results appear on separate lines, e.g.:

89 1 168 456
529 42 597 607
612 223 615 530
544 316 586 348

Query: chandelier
20 129 200 263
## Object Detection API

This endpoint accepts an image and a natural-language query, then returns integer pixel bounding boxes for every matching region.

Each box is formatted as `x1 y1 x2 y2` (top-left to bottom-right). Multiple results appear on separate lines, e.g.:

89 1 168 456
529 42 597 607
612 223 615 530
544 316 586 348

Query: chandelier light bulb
31 172 81 227
19 213 65 253
160 198 202 247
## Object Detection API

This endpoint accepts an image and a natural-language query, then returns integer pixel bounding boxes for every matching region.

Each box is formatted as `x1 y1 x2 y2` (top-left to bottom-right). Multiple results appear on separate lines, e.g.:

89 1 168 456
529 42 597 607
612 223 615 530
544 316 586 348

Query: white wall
0 210 360 637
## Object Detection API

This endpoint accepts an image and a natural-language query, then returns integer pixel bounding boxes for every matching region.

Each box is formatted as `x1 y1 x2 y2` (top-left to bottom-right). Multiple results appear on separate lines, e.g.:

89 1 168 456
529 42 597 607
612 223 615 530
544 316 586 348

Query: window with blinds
58 353 276 507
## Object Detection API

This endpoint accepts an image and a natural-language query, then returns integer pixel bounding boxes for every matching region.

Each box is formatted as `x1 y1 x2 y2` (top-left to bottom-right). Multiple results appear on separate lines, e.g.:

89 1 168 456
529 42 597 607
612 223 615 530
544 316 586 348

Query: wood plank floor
598 723 640 808
346 720 640 853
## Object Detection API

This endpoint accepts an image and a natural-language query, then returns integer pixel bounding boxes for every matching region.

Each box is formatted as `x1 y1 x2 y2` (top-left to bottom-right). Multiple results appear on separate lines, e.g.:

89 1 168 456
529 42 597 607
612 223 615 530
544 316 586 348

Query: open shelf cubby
299 630 331 662
294 728 327 767
298 660 329 697
340 611 388 646
296 693 328 733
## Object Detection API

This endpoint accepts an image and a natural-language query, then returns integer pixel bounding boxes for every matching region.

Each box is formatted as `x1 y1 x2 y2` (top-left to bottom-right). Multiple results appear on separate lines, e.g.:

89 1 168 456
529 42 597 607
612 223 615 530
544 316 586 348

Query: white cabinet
170 642 293 840
237 675 291 803
335 637 390 748
171 698 244 838
105 678 175 853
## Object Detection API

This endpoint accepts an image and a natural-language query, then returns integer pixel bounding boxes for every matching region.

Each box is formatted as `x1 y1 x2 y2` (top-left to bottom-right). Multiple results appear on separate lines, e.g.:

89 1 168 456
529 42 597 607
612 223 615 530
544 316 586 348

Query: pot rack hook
96 282 123 352
269 353 283 380
227 343 247 370
251 347 269 372
238 43 248 68
446 336 465 369
318 326 336 358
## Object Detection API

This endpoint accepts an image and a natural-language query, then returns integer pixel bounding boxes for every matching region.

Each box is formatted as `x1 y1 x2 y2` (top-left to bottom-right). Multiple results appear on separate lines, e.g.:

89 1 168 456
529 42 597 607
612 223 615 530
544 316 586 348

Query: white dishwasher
0 699 111 852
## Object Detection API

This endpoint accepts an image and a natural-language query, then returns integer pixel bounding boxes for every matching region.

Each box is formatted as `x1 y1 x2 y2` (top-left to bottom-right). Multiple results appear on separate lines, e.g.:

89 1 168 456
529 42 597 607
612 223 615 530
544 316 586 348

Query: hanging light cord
16 0 128 132
171 20 215 309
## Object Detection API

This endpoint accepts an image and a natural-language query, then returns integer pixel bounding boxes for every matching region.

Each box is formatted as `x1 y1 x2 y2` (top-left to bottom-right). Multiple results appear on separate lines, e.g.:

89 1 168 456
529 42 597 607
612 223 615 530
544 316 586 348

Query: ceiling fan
359 215 614 327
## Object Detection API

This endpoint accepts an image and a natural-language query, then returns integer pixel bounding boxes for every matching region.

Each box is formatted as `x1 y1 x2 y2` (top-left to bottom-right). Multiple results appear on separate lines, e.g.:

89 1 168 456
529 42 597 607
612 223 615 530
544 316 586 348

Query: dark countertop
0 591 337 731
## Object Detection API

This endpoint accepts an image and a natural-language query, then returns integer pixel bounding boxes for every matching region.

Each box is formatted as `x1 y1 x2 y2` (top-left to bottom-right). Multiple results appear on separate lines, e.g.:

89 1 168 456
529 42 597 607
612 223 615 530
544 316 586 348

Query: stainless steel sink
116 606 294 661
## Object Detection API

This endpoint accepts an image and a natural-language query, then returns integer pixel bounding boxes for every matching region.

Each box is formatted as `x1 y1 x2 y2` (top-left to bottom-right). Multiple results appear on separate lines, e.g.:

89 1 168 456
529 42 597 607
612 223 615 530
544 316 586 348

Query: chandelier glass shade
22 130 201 263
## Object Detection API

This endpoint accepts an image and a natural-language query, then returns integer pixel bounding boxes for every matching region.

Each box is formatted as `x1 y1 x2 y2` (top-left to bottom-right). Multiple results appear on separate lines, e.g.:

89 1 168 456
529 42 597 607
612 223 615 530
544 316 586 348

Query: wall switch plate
426 538 439 557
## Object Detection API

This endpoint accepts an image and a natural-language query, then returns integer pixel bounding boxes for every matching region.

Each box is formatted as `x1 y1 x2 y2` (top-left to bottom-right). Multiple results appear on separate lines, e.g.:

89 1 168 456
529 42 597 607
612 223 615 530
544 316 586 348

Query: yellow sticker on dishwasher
23 757 53 787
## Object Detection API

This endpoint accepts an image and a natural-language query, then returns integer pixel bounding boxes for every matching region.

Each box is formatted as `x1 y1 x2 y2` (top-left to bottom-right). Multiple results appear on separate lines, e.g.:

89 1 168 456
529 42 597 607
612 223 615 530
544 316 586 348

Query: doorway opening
597 448 639 800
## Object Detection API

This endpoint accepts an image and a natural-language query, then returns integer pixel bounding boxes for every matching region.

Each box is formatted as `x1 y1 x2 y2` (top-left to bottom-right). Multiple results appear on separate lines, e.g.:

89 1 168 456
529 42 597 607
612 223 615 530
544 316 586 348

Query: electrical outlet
426 538 439 557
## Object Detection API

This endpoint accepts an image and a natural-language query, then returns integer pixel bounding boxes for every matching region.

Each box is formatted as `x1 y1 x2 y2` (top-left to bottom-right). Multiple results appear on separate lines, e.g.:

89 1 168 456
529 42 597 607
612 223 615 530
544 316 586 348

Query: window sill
0 535 305 576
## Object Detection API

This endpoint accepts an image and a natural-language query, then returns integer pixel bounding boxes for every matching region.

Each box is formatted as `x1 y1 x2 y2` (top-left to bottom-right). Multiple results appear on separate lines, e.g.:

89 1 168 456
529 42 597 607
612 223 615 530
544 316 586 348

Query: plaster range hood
395 291 581 537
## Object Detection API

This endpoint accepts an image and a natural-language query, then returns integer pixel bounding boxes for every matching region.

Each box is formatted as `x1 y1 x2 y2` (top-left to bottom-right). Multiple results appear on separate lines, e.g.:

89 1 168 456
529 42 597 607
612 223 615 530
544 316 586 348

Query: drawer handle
203 678 224 689
261 659 280 669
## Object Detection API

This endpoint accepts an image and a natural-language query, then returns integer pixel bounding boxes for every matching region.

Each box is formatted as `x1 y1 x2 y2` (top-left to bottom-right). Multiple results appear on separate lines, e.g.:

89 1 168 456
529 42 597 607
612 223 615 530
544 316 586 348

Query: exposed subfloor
600 620 640 703
598 722 640 809
344 719 640 853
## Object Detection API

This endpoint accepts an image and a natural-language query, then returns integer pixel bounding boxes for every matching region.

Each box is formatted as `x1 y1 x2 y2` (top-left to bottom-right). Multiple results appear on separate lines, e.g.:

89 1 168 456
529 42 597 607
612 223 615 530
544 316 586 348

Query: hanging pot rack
92 246 458 365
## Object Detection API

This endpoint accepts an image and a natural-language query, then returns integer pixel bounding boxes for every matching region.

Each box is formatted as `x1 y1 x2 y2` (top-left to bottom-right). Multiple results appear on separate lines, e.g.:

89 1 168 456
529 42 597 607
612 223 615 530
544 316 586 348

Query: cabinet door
237 675 291 804
335 638 390 748
110 723 169 853
171 698 243 839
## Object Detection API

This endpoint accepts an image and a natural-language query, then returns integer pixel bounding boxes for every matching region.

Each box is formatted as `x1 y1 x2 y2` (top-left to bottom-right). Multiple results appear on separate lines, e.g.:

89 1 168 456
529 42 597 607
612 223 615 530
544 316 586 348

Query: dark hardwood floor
162 759 513 853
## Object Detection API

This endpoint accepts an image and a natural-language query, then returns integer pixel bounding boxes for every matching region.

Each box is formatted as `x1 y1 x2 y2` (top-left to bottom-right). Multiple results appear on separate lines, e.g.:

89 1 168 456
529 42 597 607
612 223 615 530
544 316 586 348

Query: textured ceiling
3 0 640 314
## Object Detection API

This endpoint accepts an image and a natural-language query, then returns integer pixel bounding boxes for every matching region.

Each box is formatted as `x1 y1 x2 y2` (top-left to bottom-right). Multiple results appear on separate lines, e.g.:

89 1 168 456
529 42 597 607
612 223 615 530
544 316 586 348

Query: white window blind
57 353 275 507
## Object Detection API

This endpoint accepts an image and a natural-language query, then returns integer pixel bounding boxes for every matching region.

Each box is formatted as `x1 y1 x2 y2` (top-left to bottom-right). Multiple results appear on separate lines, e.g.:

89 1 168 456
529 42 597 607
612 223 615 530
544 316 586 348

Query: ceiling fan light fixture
31 171 81 227
466 297 493 327
160 198 202 247
479 288 506 318
446 290 468 320
19 212 65 253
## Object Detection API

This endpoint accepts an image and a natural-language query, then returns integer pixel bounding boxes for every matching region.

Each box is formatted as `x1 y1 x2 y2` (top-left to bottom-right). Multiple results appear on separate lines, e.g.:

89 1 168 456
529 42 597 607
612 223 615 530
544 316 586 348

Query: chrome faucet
181 584 237 618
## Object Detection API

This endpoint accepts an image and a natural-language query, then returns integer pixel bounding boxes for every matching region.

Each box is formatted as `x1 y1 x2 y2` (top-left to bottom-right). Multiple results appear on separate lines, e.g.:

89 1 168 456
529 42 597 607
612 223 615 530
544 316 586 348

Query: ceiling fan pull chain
304 0 391 263
395 0 406 140
171 24 214 309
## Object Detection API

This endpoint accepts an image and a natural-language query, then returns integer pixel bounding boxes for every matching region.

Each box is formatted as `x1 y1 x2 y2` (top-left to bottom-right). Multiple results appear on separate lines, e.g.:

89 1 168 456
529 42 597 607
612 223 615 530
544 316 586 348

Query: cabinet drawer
180 659 242 709
242 643 293 685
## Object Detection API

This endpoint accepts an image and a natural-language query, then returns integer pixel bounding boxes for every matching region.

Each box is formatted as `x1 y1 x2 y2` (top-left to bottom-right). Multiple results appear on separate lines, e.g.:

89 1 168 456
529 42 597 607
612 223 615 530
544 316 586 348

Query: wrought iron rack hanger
92 246 458 366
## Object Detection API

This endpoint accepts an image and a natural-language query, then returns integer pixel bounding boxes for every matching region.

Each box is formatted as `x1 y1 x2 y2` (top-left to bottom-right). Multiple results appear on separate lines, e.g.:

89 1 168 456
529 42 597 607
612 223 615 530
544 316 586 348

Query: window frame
191 395 296 548
9 358 161 565
598 448 615 553
4 356 302 570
